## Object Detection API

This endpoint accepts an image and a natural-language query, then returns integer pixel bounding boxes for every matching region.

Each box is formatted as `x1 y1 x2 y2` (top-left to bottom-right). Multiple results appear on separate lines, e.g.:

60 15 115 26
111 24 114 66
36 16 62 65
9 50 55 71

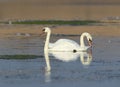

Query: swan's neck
44 30 51 51
44 30 51 71
80 33 86 47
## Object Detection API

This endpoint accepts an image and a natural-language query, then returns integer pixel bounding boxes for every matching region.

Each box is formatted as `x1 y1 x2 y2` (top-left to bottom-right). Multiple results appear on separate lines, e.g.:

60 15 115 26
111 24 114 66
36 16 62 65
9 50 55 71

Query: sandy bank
0 25 120 37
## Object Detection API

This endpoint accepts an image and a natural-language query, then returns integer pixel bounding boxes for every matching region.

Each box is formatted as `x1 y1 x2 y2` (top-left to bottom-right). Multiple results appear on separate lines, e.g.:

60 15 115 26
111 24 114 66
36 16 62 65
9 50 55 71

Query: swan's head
83 32 92 47
42 27 51 33
86 33 92 47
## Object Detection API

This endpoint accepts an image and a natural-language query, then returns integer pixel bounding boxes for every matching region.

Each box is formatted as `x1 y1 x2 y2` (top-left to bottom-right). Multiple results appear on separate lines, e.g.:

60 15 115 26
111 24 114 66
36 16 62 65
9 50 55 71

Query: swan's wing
48 39 70 48
49 39 80 51
54 39 79 46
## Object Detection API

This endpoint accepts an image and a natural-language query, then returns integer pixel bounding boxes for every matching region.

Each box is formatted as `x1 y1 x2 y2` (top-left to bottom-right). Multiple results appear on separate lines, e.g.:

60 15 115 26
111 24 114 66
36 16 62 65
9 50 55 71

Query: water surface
0 34 120 87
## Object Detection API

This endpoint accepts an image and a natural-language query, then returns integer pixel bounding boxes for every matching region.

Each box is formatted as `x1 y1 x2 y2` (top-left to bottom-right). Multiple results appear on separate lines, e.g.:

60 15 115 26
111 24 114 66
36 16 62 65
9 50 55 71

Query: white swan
42 27 92 52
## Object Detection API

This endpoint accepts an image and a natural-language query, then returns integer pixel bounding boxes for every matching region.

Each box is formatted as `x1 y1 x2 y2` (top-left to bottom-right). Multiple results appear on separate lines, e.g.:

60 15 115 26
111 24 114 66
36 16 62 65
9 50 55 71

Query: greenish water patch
5 20 99 25
0 55 43 60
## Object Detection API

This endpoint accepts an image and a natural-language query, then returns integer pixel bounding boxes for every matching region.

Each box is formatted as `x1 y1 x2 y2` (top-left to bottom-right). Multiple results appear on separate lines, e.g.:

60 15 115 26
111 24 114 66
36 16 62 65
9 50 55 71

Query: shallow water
0 34 120 87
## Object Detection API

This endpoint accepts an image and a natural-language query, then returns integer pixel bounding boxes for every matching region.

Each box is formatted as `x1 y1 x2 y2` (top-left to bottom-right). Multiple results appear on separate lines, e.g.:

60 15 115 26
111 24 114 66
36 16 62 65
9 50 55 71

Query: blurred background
0 0 120 20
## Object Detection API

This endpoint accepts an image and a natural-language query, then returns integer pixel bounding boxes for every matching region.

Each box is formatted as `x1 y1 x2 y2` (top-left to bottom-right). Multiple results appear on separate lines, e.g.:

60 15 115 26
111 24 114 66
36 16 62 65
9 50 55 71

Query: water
0 34 120 87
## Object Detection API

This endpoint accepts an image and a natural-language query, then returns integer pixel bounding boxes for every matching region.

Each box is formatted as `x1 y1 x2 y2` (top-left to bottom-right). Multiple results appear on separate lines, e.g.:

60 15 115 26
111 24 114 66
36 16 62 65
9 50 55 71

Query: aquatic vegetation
10 20 98 25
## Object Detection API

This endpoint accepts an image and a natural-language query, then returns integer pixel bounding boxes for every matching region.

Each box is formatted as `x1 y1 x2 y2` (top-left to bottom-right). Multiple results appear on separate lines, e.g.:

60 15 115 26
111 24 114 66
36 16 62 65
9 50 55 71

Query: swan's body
43 27 92 52
49 39 80 51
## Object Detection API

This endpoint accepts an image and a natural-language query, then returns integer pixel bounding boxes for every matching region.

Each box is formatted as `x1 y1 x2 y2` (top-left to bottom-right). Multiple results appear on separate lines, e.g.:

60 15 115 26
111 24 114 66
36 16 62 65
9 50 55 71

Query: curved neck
80 33 86 47
44 30 51 51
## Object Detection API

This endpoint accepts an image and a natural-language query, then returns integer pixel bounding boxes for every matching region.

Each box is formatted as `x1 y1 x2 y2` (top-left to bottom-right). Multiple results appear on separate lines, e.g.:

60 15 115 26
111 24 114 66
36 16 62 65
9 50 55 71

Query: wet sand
0 25 120 37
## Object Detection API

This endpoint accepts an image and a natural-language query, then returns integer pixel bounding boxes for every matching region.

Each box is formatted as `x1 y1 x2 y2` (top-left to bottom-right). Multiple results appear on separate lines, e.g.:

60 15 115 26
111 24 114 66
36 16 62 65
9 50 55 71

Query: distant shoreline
0 2 120 20
0 24 120 37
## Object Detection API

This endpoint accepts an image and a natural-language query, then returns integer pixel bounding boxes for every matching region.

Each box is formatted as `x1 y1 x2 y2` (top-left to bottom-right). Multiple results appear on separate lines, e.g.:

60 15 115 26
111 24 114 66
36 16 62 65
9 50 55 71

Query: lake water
0 33 120 87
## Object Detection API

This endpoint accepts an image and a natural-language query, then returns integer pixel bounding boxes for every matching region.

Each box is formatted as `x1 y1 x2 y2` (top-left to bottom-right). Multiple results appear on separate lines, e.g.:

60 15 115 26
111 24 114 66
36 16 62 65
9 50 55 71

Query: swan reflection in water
44 50 92 82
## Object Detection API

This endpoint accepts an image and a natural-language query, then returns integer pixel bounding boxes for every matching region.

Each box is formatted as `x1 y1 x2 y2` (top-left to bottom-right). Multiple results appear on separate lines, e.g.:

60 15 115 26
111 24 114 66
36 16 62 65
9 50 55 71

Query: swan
42 27 92 52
